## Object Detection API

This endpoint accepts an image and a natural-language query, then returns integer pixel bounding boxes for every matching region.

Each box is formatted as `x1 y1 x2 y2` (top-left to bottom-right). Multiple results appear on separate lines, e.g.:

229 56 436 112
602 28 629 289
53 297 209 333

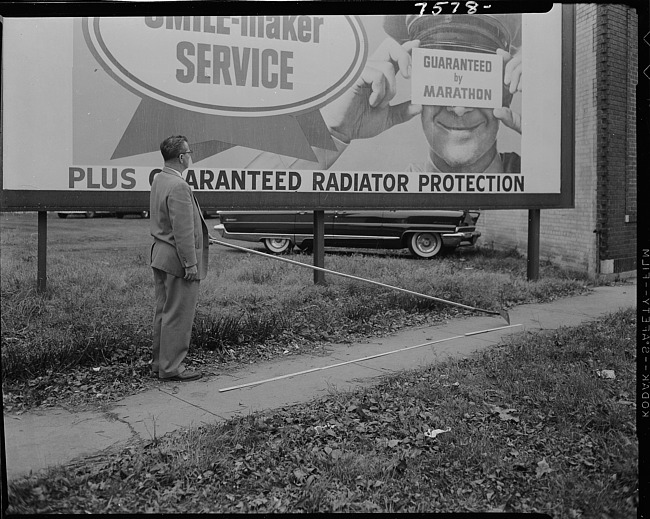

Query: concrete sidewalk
3 283 636 481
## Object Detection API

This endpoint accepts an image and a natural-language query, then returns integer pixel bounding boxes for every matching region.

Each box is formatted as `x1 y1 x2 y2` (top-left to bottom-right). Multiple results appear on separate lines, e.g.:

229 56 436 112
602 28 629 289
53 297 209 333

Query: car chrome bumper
442 231 482 247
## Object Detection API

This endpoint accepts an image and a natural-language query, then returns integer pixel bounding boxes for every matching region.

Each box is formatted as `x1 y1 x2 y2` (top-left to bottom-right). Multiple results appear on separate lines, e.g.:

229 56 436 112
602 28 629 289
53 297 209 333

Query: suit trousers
152 267 200 378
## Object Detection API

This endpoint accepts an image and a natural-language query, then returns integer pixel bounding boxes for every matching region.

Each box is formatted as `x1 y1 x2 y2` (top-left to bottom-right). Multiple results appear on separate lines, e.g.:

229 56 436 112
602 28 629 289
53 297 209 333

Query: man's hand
493 49 522 134
321 38 422 143
184 265 198 281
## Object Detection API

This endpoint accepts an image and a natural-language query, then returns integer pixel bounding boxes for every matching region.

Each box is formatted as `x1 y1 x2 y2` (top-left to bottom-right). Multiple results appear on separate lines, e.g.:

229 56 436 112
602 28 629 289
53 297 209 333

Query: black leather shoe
161 370 202 382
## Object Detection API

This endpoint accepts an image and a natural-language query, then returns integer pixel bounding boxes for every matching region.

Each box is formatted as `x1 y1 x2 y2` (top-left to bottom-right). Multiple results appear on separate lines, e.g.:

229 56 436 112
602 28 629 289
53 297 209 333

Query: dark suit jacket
150 167 209 279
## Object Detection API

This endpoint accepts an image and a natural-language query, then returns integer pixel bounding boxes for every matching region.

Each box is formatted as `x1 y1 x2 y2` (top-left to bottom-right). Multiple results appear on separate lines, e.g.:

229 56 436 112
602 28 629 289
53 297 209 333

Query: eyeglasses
179 150 193 158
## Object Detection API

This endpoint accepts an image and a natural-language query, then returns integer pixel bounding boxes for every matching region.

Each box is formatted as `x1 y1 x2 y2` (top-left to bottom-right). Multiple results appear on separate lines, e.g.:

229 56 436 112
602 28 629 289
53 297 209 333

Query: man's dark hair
160 135 188 162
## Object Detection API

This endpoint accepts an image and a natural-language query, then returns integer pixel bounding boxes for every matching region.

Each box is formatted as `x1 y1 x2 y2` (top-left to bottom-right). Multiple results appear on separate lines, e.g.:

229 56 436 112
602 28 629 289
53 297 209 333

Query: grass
2 233 592 379
6 308 637 515
0 213 601 411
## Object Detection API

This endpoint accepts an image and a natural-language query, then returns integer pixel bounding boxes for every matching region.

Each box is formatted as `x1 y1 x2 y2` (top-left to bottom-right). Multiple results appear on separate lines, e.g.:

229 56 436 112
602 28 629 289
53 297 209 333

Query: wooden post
37 211 47 293
313 210 325 284
527 209 540 281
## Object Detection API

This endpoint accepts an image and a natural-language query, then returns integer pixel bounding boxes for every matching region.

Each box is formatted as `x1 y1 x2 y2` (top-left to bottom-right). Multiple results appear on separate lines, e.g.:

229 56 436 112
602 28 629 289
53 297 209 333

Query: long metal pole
219 323 522 392
210 237 510 323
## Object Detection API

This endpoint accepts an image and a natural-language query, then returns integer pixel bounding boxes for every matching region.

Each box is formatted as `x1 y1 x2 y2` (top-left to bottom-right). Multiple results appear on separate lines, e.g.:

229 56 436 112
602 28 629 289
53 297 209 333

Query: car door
293 211 335 247
330 210 387 248
219 211 298 240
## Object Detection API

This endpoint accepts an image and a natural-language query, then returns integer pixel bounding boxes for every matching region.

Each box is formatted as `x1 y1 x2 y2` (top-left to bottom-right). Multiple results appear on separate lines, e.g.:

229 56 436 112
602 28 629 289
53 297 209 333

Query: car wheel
408 232 442 258
140 211 149 218
116 213 124 219
263 238 292 254
85 211 96 218
58 213 68 219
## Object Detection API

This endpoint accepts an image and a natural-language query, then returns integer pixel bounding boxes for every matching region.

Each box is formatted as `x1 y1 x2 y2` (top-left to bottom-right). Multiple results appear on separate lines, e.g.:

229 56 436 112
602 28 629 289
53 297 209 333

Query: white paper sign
411 48 503 109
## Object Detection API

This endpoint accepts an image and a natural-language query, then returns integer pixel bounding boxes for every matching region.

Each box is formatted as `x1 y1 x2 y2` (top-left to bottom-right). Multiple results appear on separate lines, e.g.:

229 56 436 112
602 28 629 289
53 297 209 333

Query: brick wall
596 4 637 273
478 4 637 276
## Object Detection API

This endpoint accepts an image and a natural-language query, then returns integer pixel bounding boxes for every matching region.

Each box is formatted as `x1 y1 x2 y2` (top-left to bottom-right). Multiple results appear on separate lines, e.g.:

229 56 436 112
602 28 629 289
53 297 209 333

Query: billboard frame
1 4 575 213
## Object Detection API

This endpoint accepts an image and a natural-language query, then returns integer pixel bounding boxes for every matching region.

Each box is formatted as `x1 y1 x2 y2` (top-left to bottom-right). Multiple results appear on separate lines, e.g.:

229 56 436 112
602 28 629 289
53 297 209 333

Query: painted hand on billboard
492 49 522 134
320 38 423 144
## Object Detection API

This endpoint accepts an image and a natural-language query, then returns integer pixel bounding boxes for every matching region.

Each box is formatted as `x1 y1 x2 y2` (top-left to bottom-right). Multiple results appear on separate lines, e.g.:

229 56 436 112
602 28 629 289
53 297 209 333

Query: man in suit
150 135 209 381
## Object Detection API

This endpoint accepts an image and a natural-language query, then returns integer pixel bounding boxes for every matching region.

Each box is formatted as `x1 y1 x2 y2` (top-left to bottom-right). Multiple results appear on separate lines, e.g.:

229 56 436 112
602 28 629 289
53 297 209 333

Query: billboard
1 5 574 211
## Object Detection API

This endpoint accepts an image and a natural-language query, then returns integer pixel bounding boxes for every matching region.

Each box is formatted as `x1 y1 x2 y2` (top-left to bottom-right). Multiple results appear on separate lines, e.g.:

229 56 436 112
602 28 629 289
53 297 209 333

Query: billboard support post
37 211 47 293
313 211 325 285
527 209 541 281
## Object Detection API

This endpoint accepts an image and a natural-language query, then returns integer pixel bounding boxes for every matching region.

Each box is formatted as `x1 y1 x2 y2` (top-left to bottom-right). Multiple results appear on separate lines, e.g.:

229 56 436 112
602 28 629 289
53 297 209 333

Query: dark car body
57 211 149 218
115 211 149 219
57 211 112 218
214 210 480 258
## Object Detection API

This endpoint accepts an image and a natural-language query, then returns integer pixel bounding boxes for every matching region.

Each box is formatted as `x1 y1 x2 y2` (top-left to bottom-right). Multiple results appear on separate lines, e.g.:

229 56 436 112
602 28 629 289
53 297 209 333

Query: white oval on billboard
83 16 368 117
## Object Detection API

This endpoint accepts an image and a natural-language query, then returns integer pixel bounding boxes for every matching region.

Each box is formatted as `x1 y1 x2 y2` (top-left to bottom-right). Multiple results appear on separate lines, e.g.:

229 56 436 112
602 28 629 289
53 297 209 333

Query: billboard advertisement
1 5 573 210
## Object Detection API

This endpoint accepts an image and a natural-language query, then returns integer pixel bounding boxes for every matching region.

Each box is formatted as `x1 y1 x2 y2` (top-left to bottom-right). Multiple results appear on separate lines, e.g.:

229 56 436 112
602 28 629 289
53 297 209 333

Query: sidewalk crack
103 410 142 441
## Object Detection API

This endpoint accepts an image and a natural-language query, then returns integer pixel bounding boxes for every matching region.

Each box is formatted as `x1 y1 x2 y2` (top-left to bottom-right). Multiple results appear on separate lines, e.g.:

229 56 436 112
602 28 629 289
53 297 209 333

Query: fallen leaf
424 427 451 439
390 458 407 475
536 458 552 478
487 404 520 422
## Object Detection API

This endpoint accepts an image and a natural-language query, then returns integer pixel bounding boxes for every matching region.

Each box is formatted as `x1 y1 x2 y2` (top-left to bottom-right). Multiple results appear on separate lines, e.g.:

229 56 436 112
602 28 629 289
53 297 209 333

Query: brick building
478 4 639 278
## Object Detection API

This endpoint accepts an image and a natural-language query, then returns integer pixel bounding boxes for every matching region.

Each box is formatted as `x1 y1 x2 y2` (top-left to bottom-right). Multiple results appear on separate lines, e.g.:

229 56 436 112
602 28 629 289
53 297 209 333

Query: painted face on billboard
420 105 500 172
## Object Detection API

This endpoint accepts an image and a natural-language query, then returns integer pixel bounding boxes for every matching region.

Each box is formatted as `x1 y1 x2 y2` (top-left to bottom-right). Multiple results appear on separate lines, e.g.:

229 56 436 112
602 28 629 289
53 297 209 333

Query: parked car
213 210 480 258
57 210 149 218
57 211 111 218
115 211 149 218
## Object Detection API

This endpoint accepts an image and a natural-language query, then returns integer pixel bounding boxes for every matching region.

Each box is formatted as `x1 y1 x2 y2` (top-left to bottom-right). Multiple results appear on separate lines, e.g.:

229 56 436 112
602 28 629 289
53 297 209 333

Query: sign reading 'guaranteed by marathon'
2 9 568 203
411 48 503 109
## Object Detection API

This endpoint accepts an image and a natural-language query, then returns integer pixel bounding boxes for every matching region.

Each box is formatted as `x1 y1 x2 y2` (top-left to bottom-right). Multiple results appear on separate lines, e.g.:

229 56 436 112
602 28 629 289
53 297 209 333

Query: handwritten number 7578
415 2 483 15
